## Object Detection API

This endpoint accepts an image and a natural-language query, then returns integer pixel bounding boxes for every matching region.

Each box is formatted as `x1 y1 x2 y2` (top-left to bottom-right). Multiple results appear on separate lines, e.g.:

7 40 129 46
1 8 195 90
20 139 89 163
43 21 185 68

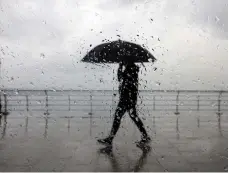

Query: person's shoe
99 146 113 155
137 136 151 144
136 143 151 153
97 137 112 146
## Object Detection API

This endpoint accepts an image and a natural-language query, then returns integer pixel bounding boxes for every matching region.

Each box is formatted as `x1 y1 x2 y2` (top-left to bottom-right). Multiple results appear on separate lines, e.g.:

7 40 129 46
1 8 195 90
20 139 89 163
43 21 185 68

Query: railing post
153 116 155 128
89 91 93 136
153 95 156 111
111 92 115 118
44 90 49 115
174 91 180 115
197 95 200 111
68 95 71 111
3 93 9 115
216 91 223 115
1 115 7 139
44 117 48 138
67 118 70 133
0 93 2 115
26 95 29 112
88 91 92 115
197 116 200 128
25 116 29 134
176 116 180 140
217 113 222 136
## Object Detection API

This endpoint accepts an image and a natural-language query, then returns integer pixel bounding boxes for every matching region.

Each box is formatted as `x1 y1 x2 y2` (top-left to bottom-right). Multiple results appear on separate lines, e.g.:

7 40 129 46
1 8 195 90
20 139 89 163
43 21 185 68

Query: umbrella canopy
81 40 156 63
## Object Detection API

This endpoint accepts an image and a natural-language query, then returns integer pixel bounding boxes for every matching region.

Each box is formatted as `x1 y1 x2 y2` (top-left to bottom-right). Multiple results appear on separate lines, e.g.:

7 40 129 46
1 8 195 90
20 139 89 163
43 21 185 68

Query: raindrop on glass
215 16 220 22
40 53 45 59
211 102 217 107
14 90 19 95
155 81 161 86
135 117 139 122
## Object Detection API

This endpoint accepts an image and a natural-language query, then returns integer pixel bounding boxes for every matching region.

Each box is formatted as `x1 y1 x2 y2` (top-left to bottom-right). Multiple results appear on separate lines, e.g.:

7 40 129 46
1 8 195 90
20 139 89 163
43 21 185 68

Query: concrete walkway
0 111 227 171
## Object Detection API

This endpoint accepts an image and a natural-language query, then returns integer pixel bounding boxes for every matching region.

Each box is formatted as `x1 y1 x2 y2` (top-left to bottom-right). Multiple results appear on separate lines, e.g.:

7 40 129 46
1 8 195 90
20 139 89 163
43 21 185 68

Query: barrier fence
0 89 228 116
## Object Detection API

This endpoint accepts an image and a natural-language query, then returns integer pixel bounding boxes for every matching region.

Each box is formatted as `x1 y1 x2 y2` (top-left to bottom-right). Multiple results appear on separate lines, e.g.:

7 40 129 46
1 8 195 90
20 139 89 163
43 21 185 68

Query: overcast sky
0 0 228 90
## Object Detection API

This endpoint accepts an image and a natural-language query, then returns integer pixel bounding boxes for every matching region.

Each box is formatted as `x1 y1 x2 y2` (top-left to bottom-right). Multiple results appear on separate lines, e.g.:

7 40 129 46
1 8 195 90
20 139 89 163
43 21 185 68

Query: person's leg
109 105 126 139
128 107 150 141
98 103 126 145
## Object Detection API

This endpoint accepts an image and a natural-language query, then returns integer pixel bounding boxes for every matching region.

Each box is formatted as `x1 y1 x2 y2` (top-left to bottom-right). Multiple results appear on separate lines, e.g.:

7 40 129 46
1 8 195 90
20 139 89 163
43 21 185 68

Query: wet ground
0 111 228 172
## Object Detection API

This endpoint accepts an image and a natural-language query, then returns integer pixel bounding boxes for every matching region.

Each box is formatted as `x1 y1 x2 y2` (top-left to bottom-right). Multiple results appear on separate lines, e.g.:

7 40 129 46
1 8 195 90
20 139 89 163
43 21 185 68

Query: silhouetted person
98 62 150 145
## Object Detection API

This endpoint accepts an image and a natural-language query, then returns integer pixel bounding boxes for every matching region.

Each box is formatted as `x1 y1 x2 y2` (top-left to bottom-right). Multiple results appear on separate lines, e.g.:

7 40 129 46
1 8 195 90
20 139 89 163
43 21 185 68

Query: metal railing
0 89 228 116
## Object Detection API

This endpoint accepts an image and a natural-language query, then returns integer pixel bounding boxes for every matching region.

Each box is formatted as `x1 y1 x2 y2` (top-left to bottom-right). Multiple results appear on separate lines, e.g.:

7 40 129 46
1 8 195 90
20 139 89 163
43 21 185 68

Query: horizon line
1 88 228 93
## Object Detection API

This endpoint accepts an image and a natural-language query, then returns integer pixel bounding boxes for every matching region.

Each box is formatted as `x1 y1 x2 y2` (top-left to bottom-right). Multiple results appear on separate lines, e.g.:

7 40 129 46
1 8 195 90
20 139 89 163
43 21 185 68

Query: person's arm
117 63 125 94
117 63 124 82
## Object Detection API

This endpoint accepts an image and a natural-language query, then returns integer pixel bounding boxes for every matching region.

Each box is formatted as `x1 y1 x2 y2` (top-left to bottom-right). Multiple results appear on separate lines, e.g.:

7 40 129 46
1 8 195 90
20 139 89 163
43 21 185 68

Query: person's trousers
109 101 148 139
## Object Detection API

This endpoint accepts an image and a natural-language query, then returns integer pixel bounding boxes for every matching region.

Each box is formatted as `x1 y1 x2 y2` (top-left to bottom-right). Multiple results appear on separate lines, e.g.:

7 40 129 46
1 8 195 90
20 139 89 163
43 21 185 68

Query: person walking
97 62 151 145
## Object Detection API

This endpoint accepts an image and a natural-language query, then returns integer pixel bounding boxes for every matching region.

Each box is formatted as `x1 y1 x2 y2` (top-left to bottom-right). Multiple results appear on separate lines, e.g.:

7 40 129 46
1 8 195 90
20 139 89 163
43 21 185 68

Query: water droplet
40 53 45 59
179 102 184 106
215 16 220 22
135 117 139 122
211 102 217 107
155 81 161 86
14 90 19 95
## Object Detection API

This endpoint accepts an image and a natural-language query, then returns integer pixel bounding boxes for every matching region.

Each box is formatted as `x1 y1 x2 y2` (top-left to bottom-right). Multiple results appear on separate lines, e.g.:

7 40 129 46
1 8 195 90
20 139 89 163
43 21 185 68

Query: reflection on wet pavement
0 115 7 139
98 144 151 172
0 111 227 172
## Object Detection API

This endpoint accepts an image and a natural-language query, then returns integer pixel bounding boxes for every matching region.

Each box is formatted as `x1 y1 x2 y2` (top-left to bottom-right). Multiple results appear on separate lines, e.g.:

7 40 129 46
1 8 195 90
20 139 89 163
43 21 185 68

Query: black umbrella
81 39 156 63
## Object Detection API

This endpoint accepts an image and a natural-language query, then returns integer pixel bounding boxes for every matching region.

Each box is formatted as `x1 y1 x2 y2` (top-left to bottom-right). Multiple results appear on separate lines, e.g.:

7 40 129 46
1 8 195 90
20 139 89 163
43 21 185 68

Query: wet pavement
0 111 227 172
